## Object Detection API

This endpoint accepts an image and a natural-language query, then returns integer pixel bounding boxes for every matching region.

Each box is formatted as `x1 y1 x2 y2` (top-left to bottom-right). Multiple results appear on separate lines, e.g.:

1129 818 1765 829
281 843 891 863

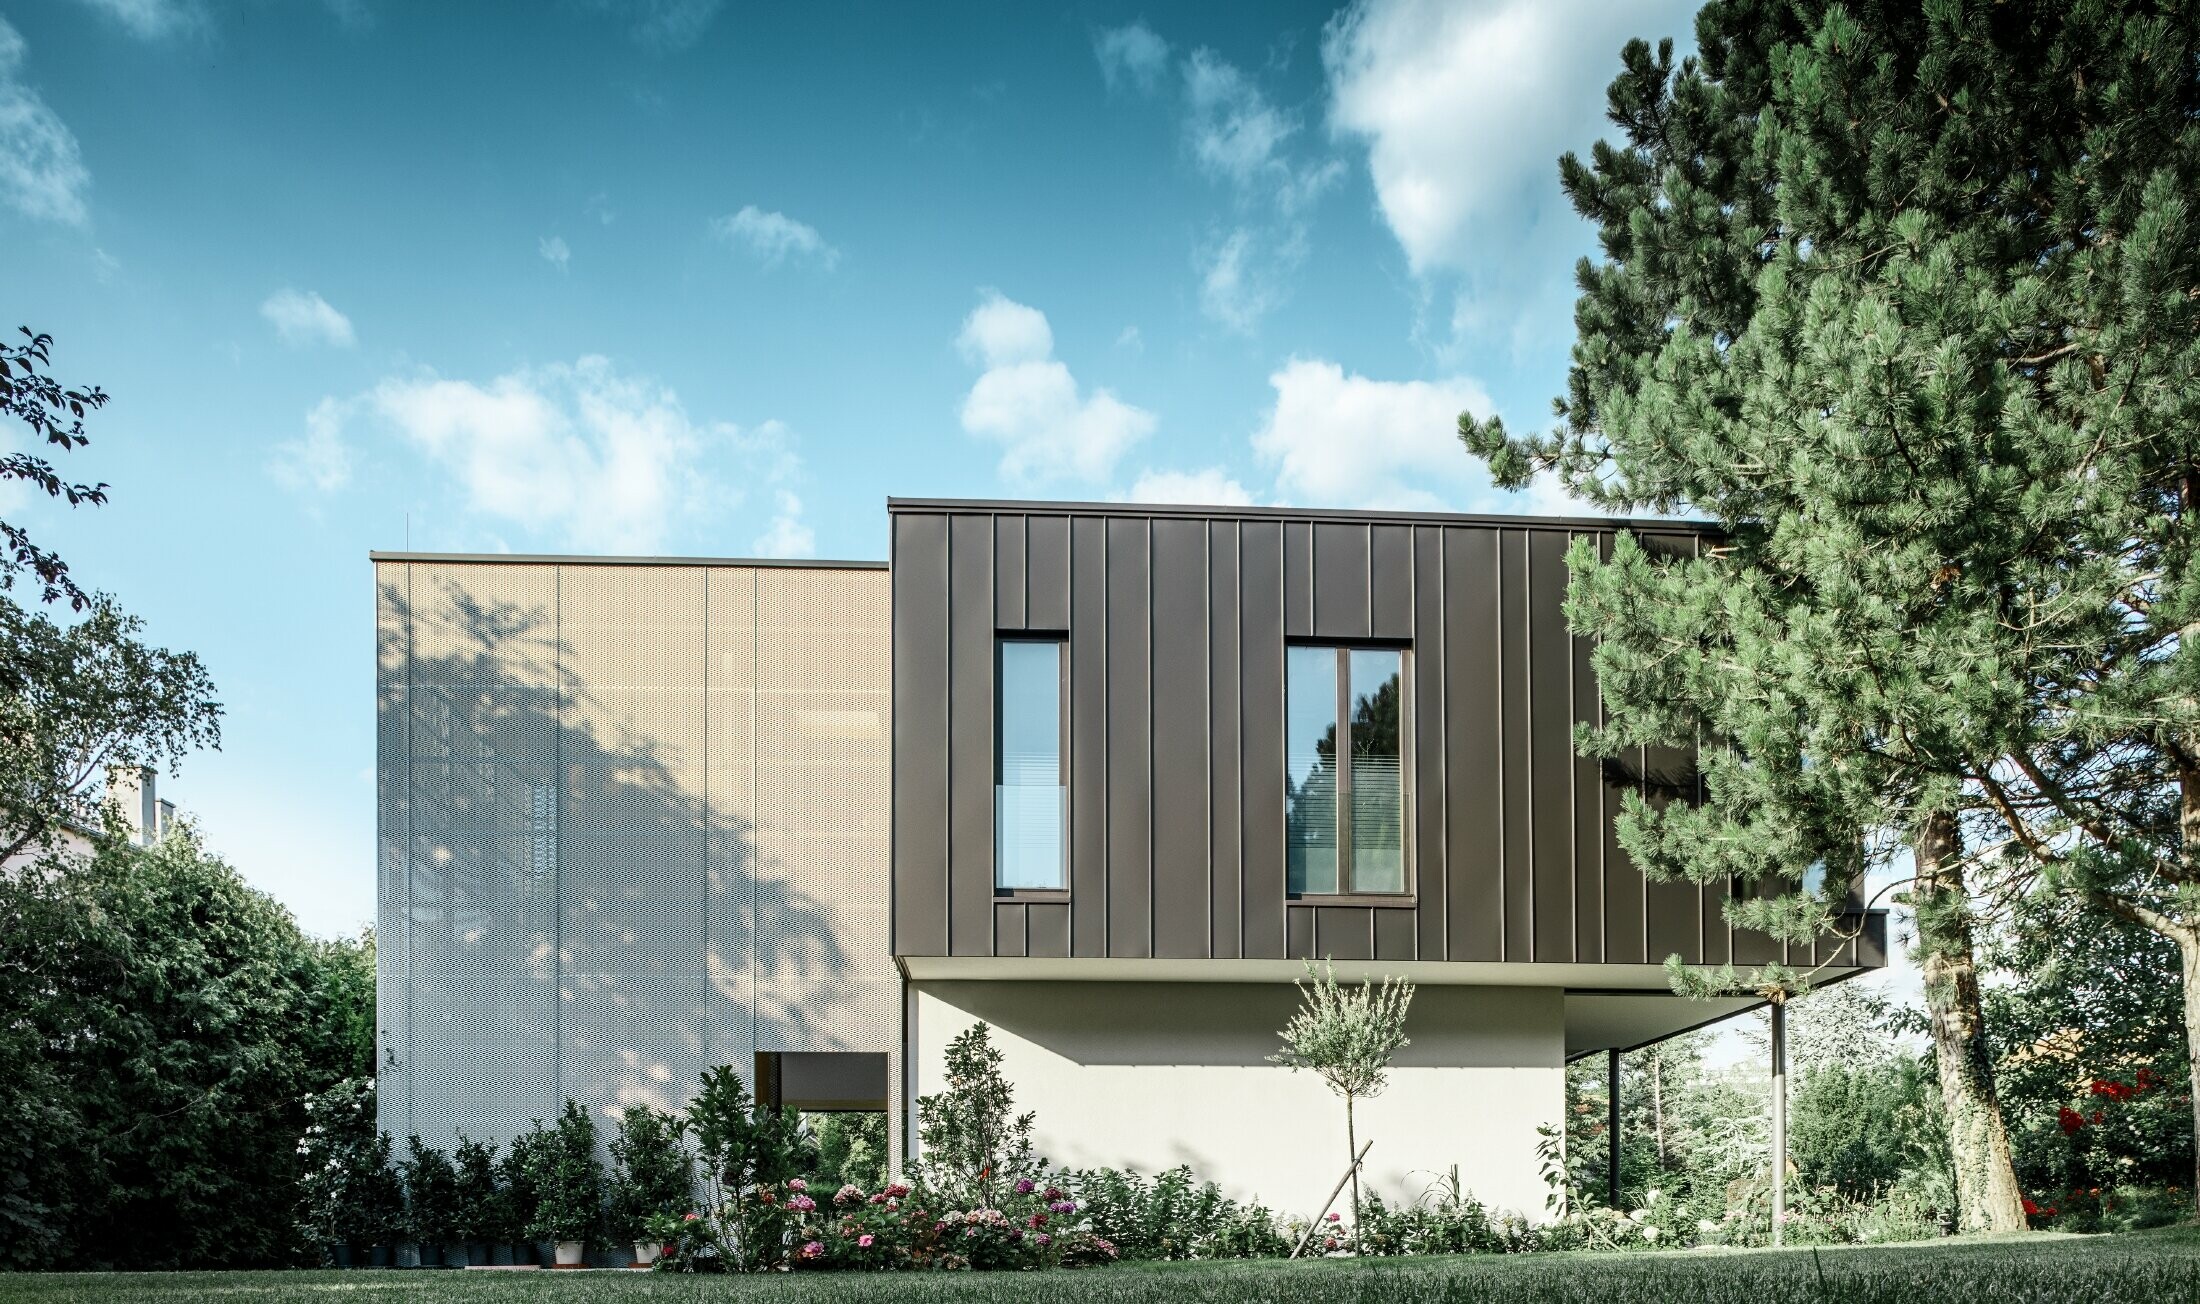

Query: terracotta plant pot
554 1240 585 1267
632 1241 661 1267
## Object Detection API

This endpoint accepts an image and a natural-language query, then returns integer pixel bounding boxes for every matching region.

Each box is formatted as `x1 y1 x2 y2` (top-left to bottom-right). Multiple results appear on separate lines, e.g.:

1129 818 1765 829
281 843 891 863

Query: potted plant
452 1135 500 1267
502 1122 549 1265
359 1131 404 1267
296 1077 380 1266
400 1136 459 1268
608 1103 694 1266
527 1100 604 1267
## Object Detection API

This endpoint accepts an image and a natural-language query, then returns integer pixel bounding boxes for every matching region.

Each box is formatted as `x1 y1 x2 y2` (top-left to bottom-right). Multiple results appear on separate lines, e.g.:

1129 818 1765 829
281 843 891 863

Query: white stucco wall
910 980 1563 1221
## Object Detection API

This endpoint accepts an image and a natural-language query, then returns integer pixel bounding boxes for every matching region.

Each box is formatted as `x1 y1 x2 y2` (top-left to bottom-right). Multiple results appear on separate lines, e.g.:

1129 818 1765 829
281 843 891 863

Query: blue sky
4 0 1708 936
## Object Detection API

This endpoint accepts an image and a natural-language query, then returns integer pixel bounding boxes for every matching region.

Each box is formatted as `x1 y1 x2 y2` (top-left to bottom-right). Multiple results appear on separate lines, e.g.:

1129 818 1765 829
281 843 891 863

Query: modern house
374 498 1884 1218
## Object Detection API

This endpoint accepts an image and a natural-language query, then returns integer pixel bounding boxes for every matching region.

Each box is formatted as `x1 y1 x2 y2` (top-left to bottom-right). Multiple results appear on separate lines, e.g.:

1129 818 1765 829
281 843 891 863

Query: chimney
106 765 158 846
156 799 177 840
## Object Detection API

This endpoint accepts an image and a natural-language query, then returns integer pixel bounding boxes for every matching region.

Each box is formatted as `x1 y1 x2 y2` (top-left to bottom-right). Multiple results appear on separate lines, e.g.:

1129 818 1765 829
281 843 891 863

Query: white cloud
711 205 839 270
1251 358 1494 511
574 0 724 51
1094 22 1169 95
752 490 814 559
1114 325 1143 353
68 0 202 39
0 19 90 226
1323 0 1695 275
1183 48 1297 189
333 356 795 553
260 289 356 349
269 397 355 494
957 291 1155 486
1198 227 1286 335
1123 467 1255 507
539 235 570 271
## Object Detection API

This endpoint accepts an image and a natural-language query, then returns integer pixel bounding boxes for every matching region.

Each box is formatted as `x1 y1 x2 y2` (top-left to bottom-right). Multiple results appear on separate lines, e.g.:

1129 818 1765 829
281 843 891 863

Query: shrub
608 1104 695 1242
499 1122 548 1244
689 1067 810 1270
450 1136 500 1244
527 1101 603 1244
1349 1168 1505 1257
1065 1166 1286 1260
811 1112 889 1190
399 1138 458 1246
294 1077 381 1253
915 1023 1046 1211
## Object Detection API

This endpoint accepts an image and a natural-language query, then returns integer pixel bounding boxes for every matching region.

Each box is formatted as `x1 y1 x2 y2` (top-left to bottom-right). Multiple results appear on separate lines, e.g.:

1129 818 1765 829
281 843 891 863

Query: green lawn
7 1229 2199 1304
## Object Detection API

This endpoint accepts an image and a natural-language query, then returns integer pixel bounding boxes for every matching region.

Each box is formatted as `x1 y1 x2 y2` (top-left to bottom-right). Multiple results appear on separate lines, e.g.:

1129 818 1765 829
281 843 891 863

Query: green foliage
293 1078 384 1252
498 1122 549 1245
0 832 375 1269
1271 962 1414 1104
0 326 108 610
450 1136 500 1244
0 592 221 864
1790 1059 1938 1199
1347 1169 1506 1258
915 1023 1046 1211
1065 1166 1287 1261
688 1067 812 1270
527 1101 604 1244
1987 898 2194 1199
809 1112 889 1191
608 1104 696 1241
399 1137 458 1245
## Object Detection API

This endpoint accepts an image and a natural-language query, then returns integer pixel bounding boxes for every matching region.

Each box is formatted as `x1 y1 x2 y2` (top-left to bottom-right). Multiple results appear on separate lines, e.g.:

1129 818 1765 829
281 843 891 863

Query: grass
7 1227 2200 1304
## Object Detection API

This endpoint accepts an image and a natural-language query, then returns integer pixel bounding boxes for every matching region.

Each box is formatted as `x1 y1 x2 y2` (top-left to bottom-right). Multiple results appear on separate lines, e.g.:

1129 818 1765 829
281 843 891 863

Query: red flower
2058 1106 2084 1134
2022 1197 2041 1217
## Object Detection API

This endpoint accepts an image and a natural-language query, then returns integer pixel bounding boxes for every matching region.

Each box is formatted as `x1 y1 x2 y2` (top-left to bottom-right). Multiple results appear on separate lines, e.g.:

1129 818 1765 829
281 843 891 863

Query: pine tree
1466 0 2200 1230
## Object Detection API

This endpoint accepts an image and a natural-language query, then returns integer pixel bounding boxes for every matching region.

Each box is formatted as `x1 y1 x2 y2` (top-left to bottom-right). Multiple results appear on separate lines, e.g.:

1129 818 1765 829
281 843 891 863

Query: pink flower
1014 1177 1036 1194
788 1178 808 1192
885 1182 911 1198
836 1183 865 1207
1048 1200 1076 1215
799 1240 823 1260
1325 1212 1341 1223
682 1212 700 1222
788 1194 817 1212
1035 1233 1052 1247
857 1234 874 1248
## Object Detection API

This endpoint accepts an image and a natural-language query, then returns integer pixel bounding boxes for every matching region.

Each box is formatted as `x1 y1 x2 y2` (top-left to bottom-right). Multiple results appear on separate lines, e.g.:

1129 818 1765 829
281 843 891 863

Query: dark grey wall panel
994 515 1026 630
1444 528 1503 962
1105 518 1153 958
1027 902 1070 958
882 502 1862 979
1371 525 1413 639
1498 530 1533 960
1208 524 1244 960
1239 522 1288 960
1412 529 1447 961
1070 517 1109 954
1529 530 1575 963
994 902 1025 957
1374 905 1416 963
1150 518 1210 959
947 515 996 957
891 514 948 956
1312 522 1372 639
1283 521 1313 637
1027 516 1070 631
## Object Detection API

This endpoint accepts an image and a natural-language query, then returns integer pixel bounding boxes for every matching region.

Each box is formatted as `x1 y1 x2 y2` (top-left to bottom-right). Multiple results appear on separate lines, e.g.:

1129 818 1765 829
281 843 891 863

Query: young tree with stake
1271 962 1413 1253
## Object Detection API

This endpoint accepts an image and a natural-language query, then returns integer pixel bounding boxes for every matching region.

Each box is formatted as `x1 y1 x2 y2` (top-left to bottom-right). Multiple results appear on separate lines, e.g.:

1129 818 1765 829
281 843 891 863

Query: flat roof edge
368 551 887 570
885 496 1713 533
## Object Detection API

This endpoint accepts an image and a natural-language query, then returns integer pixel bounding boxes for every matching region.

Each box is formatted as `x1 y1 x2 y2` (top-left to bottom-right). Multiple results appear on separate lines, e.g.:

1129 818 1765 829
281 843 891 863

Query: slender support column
1606 1046 1622 1210
1770 999 1787 1248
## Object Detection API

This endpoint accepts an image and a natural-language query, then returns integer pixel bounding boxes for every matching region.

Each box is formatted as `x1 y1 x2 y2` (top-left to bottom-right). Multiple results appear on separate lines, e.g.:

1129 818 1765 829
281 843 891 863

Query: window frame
1284 641 1414 900
994 633 1070 897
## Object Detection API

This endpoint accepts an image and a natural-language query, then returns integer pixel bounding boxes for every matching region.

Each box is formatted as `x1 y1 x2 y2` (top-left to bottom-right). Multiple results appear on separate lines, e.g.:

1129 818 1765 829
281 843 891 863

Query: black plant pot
490 1242 516 1266
417 1242 443 1269
533 1240 555 1267
368 1244 392 1268
466 1241 489 1267
325 1242 353 1269
443 1241 470 1269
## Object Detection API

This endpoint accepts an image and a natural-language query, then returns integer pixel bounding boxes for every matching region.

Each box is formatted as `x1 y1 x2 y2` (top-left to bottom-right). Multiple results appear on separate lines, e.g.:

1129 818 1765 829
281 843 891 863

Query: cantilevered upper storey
887 499 1886 981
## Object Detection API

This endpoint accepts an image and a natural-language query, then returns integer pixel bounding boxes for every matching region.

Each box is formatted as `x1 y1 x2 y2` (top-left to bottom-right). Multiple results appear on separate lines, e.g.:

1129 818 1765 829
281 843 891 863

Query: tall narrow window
996 639 1065 890
1286 645 1408 895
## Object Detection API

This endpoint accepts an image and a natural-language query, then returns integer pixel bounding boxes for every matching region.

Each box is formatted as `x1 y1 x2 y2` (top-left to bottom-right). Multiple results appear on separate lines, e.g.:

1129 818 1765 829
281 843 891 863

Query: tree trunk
1651 1054 1666 1169
1912 809 2027 1233
1345 1093 1362 1255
